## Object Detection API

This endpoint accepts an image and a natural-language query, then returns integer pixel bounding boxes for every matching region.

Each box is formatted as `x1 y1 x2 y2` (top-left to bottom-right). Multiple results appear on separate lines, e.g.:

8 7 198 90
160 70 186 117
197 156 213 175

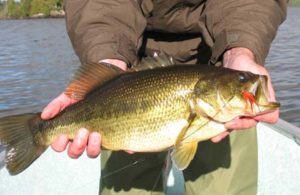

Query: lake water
0 8 300 127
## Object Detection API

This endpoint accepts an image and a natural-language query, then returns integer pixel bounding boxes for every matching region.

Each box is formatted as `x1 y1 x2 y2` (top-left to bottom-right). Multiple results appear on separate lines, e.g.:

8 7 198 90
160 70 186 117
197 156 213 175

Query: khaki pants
99 34 258 195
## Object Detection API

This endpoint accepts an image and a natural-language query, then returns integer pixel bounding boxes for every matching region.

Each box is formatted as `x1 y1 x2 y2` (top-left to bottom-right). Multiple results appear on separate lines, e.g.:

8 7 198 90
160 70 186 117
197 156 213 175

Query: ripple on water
265 8 300 126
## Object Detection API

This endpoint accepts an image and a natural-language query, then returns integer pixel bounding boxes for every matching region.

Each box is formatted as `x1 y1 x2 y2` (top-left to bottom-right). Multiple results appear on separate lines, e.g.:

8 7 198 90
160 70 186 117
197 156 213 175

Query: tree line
0 0 63 19
289 0 300 6
0 0 300 19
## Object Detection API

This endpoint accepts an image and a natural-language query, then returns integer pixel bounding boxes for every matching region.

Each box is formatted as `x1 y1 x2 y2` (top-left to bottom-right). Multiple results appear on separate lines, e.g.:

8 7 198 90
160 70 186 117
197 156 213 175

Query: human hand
41 59 127 158
211 47 279 143
41 93 102 158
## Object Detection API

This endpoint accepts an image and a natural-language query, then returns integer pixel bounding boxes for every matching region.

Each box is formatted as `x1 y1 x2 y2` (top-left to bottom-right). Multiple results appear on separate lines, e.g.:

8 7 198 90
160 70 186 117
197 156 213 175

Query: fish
0 55 280 175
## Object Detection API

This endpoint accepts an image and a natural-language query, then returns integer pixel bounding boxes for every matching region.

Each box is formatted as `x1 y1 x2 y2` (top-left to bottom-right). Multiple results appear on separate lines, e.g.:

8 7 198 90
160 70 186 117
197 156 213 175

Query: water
0 8 300 127
0 18 80 116
265 8 300 126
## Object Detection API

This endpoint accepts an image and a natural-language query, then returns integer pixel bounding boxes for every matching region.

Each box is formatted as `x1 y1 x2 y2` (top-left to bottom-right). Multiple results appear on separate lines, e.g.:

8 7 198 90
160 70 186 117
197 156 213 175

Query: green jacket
64 0 287 65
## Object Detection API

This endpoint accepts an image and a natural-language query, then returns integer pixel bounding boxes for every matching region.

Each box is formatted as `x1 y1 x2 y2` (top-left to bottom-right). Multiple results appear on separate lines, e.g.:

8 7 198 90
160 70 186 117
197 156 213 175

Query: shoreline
0 6 299 20
0 15 65 20
0 9 65 20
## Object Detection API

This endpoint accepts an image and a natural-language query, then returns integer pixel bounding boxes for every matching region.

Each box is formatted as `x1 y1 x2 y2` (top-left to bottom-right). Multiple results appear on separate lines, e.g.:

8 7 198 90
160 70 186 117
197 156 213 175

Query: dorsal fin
64 62 123 100
131 52 174 71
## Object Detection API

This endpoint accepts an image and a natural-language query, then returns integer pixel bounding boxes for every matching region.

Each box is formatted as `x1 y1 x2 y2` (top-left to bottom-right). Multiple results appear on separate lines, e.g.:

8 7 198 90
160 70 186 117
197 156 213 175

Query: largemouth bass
0 57 279 175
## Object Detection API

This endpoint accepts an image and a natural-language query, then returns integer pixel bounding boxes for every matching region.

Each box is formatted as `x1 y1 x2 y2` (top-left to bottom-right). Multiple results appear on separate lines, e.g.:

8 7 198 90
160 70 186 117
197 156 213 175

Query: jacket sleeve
64 0 147 65
204 0 287 65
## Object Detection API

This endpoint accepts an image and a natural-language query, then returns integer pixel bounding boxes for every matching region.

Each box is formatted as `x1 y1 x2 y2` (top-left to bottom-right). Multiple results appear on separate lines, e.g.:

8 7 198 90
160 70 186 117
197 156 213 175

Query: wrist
223 47 256 67
99 59 127 71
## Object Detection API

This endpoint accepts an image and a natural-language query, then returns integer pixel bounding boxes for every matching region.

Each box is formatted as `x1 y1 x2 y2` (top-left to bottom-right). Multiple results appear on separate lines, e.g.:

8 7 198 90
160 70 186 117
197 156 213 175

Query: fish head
193 69 280 122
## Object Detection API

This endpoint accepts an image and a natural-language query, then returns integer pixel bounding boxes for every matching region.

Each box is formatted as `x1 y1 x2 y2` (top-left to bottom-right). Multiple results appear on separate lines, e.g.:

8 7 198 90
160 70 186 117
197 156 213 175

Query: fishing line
150 169 163 195
180 94 234 142
101 157 146 179
181 121 209 141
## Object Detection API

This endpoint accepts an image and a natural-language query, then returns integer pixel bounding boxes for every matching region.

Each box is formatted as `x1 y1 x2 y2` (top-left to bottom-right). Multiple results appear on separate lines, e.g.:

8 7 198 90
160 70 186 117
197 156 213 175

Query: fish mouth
243 75 280 115
249 79 259 95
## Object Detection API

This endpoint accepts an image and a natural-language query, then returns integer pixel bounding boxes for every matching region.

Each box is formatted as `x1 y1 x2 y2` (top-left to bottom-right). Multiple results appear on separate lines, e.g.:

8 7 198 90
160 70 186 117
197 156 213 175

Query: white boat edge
260 119 300 145
0 119 299 195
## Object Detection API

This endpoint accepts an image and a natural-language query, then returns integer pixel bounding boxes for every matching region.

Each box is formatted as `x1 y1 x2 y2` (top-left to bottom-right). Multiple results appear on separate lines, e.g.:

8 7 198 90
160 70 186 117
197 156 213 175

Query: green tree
289 0 300 6
21 0 32 17
0 0 64 18
7 0 24 18
30 0 57 16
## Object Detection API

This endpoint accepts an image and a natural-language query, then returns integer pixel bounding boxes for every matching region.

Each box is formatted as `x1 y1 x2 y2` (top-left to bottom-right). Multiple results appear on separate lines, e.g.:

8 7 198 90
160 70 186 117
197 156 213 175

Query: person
41 1 287 194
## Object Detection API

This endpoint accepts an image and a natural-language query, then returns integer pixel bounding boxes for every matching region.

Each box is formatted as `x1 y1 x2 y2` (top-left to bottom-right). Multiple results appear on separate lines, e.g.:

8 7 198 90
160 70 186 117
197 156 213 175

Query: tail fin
0 113 48 175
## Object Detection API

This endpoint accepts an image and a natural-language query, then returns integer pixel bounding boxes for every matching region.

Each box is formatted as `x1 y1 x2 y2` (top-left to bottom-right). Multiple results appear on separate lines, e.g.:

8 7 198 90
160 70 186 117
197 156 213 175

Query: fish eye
239 73 249 83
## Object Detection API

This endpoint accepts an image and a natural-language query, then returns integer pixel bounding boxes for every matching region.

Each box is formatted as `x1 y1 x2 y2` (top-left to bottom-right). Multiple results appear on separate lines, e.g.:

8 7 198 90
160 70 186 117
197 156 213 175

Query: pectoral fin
171 141 198 170
175 112 196 146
